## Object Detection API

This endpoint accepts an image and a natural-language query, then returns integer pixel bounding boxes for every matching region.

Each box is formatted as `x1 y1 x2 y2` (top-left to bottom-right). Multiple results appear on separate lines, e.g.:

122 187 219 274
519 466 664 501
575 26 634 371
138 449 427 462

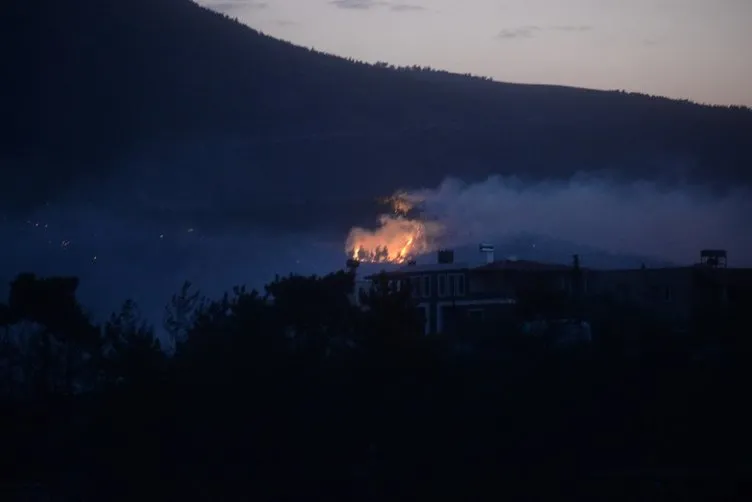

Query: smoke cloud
353 175 752 266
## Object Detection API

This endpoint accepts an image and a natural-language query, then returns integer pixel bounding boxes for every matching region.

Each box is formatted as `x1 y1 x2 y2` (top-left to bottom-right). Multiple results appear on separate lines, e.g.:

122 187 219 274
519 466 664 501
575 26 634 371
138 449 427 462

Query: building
588 249 752 333
360 248 752 337
363 246 587 334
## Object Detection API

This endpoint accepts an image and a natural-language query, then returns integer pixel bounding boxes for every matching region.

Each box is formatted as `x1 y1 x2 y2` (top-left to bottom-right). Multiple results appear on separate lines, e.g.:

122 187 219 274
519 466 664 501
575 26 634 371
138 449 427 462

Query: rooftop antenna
479 243 495 264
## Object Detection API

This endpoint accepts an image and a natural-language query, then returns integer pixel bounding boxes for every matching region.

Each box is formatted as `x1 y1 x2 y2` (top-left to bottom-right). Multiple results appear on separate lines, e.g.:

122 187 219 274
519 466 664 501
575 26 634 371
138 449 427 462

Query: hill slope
2 0 751 228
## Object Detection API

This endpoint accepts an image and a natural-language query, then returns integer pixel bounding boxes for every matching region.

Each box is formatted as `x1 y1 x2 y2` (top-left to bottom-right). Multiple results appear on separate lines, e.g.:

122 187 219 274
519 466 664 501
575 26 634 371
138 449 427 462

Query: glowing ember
345 192 443 263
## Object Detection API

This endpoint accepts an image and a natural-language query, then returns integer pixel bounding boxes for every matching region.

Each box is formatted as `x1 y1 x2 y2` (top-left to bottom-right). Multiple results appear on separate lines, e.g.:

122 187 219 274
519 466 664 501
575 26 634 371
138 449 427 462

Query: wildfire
345 192 443 264
381 192 413 217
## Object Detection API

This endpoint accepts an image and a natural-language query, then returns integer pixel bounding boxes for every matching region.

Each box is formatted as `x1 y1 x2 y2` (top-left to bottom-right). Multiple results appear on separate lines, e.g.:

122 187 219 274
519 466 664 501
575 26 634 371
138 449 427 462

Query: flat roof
364 258 578 279
361 259 752 281
474 259 575 272
364 262 471 279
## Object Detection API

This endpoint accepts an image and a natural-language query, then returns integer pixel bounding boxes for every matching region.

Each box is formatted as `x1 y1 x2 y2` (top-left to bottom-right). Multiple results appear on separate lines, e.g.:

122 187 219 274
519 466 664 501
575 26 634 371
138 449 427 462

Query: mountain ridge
3 0 751 226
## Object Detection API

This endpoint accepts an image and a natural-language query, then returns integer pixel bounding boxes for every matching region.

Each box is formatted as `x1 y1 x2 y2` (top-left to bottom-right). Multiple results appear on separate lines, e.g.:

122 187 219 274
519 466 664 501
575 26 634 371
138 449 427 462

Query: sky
197 0 752 107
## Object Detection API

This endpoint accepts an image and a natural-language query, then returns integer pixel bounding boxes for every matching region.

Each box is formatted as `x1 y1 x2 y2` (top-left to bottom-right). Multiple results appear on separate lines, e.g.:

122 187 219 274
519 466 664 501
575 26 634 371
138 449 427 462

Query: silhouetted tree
0 266 750 499
5 273 98 396
358 272 425 359
100 300 164 389
263 271 360 358
163 280 202 353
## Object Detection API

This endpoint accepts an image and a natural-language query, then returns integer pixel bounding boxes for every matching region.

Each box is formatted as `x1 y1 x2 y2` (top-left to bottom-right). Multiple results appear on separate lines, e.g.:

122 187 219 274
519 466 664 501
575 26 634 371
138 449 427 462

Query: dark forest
1 270 749 500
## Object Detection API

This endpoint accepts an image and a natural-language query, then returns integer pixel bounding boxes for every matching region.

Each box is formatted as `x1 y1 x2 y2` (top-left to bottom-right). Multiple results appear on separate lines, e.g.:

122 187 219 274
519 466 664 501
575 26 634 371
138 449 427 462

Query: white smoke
394 175 752 266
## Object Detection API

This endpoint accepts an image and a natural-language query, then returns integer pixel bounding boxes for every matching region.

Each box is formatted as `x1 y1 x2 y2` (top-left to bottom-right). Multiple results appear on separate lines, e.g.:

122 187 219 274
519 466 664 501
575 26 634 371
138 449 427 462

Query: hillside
2 0 751 228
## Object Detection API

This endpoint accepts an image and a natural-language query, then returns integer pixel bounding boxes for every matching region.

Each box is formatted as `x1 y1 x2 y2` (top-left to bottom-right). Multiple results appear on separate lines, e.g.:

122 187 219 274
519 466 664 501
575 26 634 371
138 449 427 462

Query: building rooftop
365 258 577 279
474 259 575 272
364 262 471 279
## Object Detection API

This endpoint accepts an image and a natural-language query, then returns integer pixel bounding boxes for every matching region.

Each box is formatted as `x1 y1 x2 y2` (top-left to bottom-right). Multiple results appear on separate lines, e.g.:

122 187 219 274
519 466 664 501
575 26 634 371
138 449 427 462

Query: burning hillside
345 175 752 267
345 192 444 264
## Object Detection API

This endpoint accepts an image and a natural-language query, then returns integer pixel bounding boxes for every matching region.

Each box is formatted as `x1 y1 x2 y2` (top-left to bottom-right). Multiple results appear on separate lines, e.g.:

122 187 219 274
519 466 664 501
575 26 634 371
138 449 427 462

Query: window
437 274 447 297
421 275 431 298
455 274 466 297
448 273 466 297
399 279 410 291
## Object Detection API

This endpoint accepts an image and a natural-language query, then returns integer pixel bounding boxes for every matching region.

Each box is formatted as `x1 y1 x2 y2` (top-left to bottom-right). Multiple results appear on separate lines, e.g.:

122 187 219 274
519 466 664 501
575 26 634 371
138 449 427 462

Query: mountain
3 0 752 234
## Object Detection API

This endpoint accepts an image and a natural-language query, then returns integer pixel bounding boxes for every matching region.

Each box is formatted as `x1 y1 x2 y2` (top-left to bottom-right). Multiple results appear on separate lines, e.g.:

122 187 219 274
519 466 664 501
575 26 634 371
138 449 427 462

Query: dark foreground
1 272 750 501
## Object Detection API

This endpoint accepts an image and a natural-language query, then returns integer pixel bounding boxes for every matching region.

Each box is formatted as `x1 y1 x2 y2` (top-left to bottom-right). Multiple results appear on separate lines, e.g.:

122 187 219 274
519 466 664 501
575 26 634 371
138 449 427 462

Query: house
362 246 587 335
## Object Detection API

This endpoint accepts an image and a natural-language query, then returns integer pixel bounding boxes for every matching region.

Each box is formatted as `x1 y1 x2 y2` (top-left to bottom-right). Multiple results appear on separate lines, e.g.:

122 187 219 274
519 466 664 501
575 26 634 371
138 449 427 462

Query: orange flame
345 193 443 263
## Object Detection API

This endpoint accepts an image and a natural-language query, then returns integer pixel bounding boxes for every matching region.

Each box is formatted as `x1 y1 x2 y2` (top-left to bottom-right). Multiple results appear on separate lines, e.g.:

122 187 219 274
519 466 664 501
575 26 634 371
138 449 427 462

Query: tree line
0 270 749 500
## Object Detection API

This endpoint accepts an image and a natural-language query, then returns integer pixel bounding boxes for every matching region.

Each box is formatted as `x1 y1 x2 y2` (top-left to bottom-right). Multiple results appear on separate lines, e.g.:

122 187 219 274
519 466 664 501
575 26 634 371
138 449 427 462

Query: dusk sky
197 0 752 107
